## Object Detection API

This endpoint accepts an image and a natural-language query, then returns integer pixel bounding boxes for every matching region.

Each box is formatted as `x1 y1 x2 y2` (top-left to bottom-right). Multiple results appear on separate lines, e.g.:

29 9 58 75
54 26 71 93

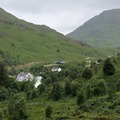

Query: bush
51 83 62 101
0 110 3 120
103 58 116 76
8 95 28 120
0 87 9 101
76 90 85 105
0 62 9 87
71 83 77 96
64 80 72 95
45 105 52 118
82 68 93 79
116 79 120 91
38 83 46 94
93 79 106 96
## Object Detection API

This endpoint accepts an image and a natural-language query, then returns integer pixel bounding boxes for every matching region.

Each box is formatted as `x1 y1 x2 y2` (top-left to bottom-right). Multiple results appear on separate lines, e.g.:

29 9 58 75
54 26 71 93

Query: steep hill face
67 9 120 48
0 8 106 65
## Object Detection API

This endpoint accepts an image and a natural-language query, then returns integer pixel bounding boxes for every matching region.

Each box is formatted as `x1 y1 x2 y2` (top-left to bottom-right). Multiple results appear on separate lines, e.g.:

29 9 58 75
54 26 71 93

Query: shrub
0 87 9 101
76 90 85 105
8 96 28 120
116 79 120 91
64 80 72 95
93 79 106 96
0 110 3 120
51 83 62 101
45 105 52 118
71 83 77 96
82 68 93 79
38 83 46 94
103 58 116 76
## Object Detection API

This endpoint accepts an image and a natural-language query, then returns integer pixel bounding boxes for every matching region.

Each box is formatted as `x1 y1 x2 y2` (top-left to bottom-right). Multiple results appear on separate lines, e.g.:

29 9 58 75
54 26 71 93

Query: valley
0 7 120 120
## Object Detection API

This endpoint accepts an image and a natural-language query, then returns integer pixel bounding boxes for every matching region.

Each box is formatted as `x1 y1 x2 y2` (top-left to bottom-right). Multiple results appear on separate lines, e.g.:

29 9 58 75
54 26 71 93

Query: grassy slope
67 9 120 48
0 8 108 64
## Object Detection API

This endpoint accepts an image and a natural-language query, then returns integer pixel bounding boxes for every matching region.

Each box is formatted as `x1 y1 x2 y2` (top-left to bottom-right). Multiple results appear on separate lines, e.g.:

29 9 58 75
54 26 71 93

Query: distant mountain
67 9 120 48
0 8 105 65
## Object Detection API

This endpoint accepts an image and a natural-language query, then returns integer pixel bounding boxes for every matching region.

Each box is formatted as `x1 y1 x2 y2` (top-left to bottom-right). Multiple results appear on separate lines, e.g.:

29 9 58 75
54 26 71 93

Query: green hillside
67 9 120 48
1 54 120 119
0 8 106 65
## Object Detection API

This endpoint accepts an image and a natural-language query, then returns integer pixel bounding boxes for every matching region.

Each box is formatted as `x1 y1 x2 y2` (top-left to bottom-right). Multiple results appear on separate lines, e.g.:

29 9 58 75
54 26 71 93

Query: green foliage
19 81 34 92
69 67 80 79
38 83 46 94
8 95 28 120
31 89 38 99
82 68 93 79
26 91 32 100
0 50 20 66
45 105 52 118
51 83 62 101
30 64 43 76
64 80 72 95
86 85 93 99
116 79 120 91
0 61 9 87
93 79 107 96
103 58 116 76
1 51 120 119
44 77 52 85
0 110 3 120
23 83 32 92
77 90 85 105
71 83 78 96
0 86 9 101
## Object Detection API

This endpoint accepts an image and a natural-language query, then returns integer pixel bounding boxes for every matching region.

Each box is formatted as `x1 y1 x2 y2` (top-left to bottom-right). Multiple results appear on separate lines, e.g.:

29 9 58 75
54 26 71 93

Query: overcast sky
0 0 120 34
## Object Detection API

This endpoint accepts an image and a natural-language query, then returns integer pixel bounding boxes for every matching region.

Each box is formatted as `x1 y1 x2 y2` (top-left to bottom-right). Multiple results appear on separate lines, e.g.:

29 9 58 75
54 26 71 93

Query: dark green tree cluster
82 68 93 79
103 58 116 76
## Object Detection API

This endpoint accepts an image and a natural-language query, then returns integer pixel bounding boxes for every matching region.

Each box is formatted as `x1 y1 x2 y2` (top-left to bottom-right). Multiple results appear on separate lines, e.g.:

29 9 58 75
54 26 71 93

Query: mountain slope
67 9 120 48
0 8 107 65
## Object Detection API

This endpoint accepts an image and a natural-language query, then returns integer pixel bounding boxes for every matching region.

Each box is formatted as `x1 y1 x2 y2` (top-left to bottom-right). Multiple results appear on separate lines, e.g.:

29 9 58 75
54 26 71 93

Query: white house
52 67 62 72
16 72 43 88
16 72 34 81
